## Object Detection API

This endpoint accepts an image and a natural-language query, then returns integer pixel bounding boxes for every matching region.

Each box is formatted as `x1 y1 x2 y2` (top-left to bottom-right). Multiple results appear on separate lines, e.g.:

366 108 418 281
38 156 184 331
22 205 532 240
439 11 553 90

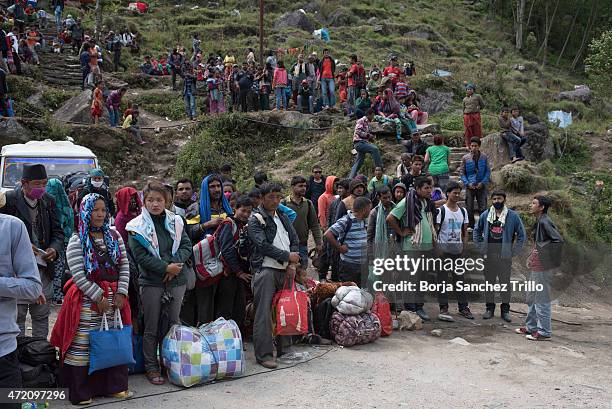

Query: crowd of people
0 142 563 403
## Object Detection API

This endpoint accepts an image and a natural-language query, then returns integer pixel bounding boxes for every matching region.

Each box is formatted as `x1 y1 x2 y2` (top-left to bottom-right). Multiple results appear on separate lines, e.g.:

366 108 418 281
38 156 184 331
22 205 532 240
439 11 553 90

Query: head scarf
382 88 400 114
125 207 184 258
45 178 74 241
79 193 120 276
199 174 233 234
465 83 475 91
115 186 141 216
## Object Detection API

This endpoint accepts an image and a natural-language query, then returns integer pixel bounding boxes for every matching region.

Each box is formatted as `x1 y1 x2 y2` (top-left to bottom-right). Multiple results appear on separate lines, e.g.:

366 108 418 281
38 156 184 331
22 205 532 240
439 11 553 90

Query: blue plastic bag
89 310 135 375
128 333 145 375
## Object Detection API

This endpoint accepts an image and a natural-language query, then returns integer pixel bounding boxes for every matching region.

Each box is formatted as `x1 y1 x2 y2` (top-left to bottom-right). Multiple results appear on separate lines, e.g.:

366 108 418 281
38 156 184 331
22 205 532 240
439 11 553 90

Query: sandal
108 390 134 399
76 398 93 405
146 371 166 385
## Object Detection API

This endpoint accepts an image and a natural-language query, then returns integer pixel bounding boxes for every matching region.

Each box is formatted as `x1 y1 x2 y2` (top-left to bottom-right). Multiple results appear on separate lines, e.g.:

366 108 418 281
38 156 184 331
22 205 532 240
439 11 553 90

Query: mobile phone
34 247 49 256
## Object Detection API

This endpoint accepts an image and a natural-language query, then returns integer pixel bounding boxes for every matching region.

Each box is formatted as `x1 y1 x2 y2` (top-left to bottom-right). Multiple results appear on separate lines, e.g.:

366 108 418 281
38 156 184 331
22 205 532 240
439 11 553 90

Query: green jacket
129 213 192 287
282 195 322 246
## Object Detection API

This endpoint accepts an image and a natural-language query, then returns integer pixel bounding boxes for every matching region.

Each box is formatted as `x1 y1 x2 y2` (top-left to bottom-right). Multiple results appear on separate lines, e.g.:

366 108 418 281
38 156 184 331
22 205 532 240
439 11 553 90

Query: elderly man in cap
462 83 486 148
1 164 63 338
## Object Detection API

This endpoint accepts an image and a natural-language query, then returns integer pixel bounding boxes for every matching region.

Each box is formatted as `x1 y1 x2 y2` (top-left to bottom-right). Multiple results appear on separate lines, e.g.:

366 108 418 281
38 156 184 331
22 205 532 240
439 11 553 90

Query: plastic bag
371 292 392 337
272 279 309 336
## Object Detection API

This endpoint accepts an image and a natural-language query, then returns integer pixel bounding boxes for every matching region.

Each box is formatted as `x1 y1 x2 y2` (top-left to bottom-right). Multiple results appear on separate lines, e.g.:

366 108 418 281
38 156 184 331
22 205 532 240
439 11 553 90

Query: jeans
252 267 294 362
321 78 336 107
437 252 469 309
184 93 196 119
298 245 309 268
484 254 512 312
0 350 22 409
260 92 269 110
465 186 487 228
347 86 358 115
54 7 62 31
108 107 119 127
128 125 143 143
141 285 186 372
525 271 552 337
239 89 249 112
349 140 383 178
502 131 526 159
81 68 90 91
297 95 313 113
275 86 286 109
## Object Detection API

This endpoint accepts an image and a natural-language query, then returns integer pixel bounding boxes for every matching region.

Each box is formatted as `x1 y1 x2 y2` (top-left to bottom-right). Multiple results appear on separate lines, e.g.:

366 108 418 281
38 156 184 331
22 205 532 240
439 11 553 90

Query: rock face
327 8 354 26
481 123 554 171
0 118 35 147
556 85 591 104
420 89 453 115
70 125 126 152
274 10 314 32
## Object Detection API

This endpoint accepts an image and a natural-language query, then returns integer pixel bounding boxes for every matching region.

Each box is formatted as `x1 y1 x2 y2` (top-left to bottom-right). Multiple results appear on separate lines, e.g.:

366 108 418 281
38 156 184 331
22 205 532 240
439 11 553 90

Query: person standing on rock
318 48 336 109
70 18 84 54
516 195 563 341
349 108 384 179
473 190 526 322
460 137 491 229
462 83 485 148
182 62 198 120
106 86 126 127
91 80 104 124
79 42 91 91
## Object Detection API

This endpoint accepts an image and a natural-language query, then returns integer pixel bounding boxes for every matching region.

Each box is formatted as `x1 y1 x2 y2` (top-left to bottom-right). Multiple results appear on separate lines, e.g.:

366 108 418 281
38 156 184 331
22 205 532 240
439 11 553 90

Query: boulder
327 8 354 27
417 123 441 134
481 125 554 171
556 85 591 104
483 47 503 60
367 17 378 24
398 310 423 331
70 125 126 152
0 118 35 147
420 89 453 115
274 10 314 33
52 90 104 124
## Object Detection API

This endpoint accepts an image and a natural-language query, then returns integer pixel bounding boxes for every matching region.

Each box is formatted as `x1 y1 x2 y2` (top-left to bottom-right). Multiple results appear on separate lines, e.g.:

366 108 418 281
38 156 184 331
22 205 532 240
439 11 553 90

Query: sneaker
438 306 454 322
501 311 512 323
458 307 474 320
526 331 551 341
515 327 534 335
415 308 430 321
482 309 494 319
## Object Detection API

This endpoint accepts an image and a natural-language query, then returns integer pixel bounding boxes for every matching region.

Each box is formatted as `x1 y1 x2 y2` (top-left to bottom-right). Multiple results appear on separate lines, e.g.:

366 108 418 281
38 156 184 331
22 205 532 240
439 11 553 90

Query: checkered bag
198 318 245 379
162 325 216 387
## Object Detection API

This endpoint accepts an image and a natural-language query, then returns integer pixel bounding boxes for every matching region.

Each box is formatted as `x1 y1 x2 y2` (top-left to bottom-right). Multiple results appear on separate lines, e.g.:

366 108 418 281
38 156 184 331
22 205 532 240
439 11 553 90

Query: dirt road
45 302 612 409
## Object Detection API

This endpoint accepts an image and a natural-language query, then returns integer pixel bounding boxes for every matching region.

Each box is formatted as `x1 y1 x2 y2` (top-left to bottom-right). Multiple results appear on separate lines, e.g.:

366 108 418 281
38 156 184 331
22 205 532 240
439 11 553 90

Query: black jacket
533 214 564 270
1 186 64 254
247 205 299 272
404 139 429 156
318 56 336 78
217 217 248 274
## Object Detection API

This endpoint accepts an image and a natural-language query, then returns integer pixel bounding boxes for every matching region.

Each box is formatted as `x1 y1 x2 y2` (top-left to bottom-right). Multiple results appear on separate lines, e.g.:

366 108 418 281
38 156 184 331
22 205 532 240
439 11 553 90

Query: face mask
91 180 104 188
28 187 46 200
224 191 231 200
493 202 505 210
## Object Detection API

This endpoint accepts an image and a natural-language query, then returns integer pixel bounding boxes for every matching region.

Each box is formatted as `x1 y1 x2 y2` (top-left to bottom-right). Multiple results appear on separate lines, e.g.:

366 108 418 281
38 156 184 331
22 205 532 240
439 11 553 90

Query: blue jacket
473 208 526 259
460 152 491 186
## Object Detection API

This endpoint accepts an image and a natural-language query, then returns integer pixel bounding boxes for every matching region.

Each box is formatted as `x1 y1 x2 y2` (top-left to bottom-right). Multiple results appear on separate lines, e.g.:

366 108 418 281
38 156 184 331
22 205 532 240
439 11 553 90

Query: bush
41 90 77 110
584 30 612 98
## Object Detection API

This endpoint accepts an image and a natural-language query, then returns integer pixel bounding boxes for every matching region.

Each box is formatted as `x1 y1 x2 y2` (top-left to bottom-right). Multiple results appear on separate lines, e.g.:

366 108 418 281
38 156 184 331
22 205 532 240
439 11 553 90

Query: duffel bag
330 311 381 347
20 363 57 388
162 325 216 387
313 297 335 340
198 317 245 379
17 336 57 367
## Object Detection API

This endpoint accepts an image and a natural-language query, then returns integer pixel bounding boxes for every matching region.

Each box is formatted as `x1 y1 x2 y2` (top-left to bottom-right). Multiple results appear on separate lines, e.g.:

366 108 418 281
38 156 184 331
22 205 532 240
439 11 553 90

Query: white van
1 140 98 192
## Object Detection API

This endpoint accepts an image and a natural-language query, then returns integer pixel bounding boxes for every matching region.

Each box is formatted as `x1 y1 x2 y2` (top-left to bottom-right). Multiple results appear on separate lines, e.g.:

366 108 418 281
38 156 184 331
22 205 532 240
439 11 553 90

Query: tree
515 0 526 50
584 30 612 97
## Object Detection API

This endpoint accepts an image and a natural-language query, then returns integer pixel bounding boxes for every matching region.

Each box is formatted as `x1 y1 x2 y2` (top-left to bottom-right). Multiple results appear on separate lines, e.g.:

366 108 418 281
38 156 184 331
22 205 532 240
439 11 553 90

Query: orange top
92 87 104 109
321 58 333 79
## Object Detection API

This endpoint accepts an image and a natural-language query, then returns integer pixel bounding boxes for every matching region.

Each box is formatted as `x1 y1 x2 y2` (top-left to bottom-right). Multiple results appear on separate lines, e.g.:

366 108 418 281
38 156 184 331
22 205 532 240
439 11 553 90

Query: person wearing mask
0 210 42 409
282 176 323 269
77 168 116 217
52 194 132 404
1 164 63 337
387 177 437 321
114 187 142 248
173 178 195 218
473 190 526 322
318 48 336 109
325 196 372 287
248 182 300 369
460 137 491 229
462 83 485 148
516 196 563 341
127 182 192 386
45 178 74 304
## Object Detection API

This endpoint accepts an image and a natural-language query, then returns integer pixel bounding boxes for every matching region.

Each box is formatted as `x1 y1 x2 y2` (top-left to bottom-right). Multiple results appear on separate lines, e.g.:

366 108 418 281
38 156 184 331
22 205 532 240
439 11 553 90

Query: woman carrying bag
126 182 192 386
50 193 132 405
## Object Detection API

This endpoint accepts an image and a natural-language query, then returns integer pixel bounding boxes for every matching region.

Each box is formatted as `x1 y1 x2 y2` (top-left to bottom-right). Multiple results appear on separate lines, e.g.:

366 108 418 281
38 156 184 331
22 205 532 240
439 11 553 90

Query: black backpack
20 363 57 388
313 297 335 340
17 336 57 367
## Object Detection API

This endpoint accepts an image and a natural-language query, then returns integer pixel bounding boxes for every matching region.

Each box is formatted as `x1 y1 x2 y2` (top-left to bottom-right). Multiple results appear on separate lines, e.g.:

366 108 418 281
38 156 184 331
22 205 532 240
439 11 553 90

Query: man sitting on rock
499 106 526 163
403 130 429 157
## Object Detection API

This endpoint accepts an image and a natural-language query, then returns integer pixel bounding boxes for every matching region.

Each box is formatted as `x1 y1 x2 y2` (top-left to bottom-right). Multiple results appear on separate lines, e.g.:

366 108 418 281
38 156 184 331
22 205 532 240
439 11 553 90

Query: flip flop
146 371 166 385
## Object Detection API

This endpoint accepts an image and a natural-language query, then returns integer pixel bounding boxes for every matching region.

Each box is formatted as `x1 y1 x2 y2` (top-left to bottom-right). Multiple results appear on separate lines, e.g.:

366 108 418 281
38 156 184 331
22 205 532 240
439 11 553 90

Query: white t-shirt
262 212 290 270
435 204 467 254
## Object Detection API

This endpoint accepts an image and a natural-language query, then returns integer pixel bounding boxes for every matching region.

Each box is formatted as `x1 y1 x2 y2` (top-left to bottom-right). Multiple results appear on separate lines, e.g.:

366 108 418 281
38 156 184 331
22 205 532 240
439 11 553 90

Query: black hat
22 164 47 181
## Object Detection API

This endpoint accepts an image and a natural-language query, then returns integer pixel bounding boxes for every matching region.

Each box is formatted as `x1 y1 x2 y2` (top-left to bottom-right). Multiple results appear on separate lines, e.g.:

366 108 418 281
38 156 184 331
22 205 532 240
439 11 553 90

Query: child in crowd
91 80 105 125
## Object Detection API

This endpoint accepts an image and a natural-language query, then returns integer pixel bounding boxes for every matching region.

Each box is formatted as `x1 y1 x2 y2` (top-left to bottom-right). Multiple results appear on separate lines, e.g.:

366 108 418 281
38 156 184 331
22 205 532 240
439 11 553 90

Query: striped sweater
66 231 130 302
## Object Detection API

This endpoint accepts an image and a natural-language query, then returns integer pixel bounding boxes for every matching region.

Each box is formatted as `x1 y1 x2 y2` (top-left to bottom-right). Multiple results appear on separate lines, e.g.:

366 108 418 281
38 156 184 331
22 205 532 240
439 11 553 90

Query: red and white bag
192 220 237 287
272 279 309 336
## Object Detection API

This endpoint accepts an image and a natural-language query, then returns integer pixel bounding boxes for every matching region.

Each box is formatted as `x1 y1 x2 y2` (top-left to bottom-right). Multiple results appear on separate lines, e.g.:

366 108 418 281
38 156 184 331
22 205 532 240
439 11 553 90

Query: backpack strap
439 205 446 226
338 215 353 245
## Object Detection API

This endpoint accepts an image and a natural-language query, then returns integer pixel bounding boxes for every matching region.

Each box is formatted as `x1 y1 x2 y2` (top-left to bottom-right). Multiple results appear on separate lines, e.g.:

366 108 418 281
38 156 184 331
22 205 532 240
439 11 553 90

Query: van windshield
2 157 97 188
